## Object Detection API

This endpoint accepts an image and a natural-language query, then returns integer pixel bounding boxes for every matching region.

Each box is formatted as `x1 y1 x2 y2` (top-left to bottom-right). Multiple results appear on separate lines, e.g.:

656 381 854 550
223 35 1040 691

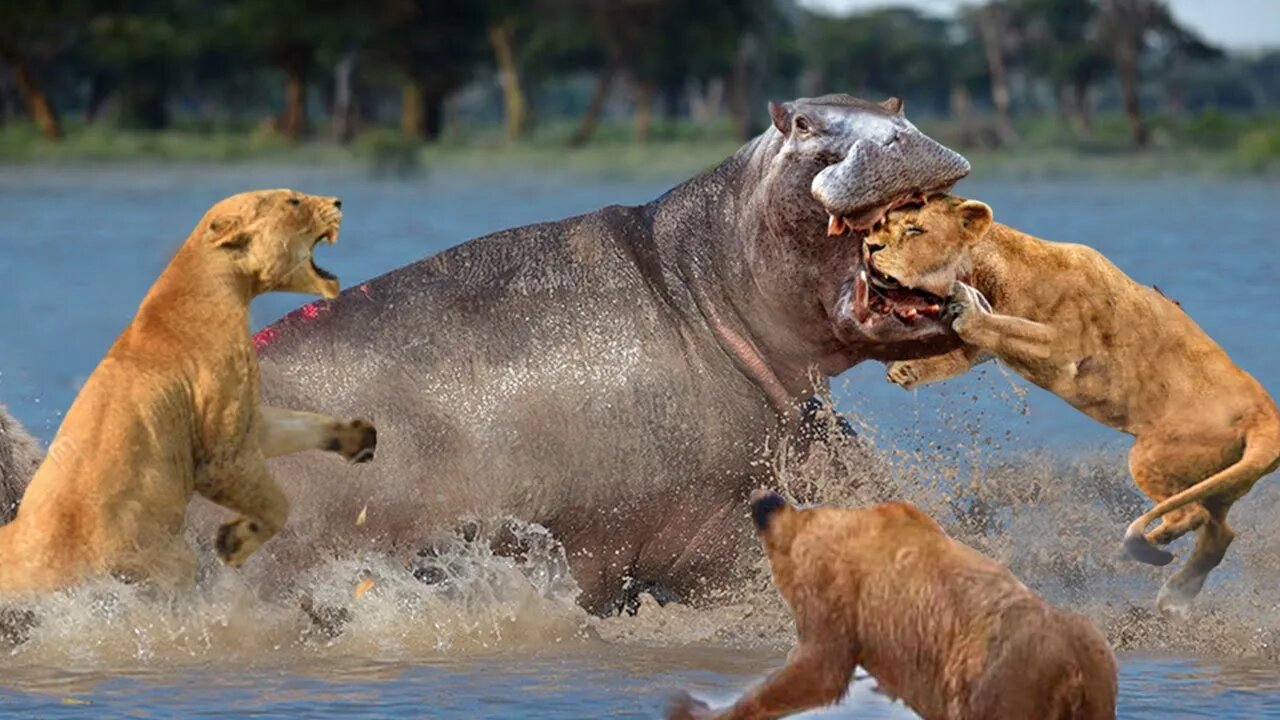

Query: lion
878 195 1280 615
667 490 1117 720
0 189 378 597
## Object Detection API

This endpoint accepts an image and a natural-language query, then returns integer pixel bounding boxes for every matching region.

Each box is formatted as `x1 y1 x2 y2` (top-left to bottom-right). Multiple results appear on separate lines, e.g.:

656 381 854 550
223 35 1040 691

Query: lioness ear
205 215 250 248
215 231 253 250
768 101 793 135
880 97 904 115
957 200 993 240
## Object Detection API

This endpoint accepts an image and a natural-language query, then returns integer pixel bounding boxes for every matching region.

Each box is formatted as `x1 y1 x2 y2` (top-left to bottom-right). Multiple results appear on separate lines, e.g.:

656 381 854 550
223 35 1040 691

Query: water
0 163 1278 717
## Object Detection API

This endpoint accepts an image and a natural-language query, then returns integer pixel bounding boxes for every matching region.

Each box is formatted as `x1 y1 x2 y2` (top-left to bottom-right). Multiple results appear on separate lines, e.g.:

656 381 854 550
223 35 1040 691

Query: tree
220 0 357 140
0 3 78 140
962 1 1022 145
1017 0 1106 136
1098 0 1166 148
366 0 486 142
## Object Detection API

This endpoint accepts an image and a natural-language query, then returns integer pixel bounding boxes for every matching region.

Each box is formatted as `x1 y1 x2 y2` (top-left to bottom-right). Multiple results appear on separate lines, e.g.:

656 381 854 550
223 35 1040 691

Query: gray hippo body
252 95 970 612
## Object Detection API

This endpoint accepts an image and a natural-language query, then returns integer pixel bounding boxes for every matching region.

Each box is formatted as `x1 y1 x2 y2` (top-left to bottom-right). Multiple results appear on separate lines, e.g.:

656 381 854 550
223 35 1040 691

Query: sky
796 0 1280 51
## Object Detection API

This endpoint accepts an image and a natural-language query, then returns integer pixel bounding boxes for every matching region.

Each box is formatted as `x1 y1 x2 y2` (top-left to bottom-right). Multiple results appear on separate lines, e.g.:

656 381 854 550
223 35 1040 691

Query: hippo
245 94 969 614
0 95 970 615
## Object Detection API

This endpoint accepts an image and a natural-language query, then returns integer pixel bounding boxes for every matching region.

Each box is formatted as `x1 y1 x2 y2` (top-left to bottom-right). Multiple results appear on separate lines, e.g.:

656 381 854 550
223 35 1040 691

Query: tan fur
0 189 377 597
668 493 1117 720
880 196 1280 614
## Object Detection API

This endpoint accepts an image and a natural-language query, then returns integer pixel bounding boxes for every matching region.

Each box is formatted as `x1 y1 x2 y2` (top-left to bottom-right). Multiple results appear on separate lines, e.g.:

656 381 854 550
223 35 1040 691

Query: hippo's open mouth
824 190 931 238
852 265 945 325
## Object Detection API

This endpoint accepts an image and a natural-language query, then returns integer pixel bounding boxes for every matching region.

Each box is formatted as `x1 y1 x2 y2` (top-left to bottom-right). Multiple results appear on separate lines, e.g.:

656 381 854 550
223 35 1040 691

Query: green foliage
0 0 1272 157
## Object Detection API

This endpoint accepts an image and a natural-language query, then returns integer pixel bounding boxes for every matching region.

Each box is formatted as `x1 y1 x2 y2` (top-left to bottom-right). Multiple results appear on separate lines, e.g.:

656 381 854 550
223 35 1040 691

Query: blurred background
1 0 1277 174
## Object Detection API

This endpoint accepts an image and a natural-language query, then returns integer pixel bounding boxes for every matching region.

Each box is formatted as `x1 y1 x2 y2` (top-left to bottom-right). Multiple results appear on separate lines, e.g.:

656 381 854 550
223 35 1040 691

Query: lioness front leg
666 642 857 720
947 282 1057 364
201 457 289 568
259 406 377 463
887 345 989 390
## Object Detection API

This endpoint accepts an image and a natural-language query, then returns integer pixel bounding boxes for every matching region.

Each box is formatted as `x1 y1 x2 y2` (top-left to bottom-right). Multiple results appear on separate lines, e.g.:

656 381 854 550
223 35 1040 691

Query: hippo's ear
768 101 794 135
880 97 904 115
956 200 993 241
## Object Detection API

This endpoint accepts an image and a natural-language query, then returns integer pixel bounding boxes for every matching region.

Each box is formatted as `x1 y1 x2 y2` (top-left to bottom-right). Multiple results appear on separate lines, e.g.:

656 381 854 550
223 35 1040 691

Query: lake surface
0 162 1278 717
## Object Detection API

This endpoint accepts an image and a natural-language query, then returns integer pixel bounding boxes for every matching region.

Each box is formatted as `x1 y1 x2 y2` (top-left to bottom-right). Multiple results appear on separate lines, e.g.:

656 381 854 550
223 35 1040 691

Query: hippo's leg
0 605 37 648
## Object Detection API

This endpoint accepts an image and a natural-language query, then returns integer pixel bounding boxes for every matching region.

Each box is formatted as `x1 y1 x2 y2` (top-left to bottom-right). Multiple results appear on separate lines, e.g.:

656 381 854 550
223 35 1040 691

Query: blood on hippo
253 300 332 351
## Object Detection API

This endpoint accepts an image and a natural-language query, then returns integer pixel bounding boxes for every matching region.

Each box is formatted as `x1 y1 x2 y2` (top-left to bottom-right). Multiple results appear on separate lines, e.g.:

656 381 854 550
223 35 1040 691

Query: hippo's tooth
827 214 848 237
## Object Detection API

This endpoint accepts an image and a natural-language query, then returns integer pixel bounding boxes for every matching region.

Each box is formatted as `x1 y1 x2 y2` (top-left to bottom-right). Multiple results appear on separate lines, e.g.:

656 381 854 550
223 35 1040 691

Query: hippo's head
742 94 970 371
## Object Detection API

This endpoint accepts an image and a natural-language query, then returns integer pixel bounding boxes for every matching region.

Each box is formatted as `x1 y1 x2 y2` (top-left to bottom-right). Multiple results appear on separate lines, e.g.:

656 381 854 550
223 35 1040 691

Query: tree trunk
633 79 654 143
950 83 973 145
1166 53 1186 122
570 59 618 147
423 86 445 142
332 50 356 143
659 79 681 124
401 82 423 139
0 44 62 141
977 11 1016 145
280 62 308 140
1072 80 1093 136
728 35 758 142
1115 42 1148 148
85 73 109 124
488 20 528 142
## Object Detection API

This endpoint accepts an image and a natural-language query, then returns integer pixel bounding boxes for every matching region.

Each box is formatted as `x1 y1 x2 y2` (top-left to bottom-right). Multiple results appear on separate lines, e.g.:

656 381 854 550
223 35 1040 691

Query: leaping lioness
0 189 377 597
877 195 1280 616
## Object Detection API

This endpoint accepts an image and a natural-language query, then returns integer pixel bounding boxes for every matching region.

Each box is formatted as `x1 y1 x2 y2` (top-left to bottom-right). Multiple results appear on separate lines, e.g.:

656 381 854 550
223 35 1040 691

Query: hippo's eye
793 115 812 135
288 198 301 206
905 225 925 236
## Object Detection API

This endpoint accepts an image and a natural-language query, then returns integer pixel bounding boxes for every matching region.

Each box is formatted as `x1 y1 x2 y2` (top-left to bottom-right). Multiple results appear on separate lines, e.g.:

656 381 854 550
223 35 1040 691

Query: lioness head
198 189 344 299
863 195 993 312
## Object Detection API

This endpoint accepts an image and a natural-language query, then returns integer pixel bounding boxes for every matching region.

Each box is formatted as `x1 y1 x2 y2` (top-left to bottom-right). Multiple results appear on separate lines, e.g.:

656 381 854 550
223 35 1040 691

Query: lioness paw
886 361 919 390
946 281 990 334
216 518 266 567
327 419 377 464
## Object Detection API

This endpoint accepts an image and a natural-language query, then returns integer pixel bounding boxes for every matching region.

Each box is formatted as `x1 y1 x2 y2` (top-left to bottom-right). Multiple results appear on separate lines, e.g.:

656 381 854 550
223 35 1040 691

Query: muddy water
0 164 1277 717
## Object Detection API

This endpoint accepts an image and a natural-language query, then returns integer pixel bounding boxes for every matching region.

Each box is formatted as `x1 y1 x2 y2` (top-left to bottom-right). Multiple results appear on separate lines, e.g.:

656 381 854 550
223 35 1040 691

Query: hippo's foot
616 578 684 617
0 606 37 647
797 396 857 444
299 596 352 641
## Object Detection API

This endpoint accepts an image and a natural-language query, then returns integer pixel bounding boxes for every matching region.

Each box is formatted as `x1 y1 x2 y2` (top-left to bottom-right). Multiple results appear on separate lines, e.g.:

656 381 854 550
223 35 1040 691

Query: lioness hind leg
202 461 289 568
1157 507 1234 617
259 406 377 463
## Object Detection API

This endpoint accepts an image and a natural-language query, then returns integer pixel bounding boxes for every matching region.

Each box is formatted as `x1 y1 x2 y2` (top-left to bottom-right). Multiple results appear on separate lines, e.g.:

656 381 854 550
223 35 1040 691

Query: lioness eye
288 198 301 206
905 225 925 236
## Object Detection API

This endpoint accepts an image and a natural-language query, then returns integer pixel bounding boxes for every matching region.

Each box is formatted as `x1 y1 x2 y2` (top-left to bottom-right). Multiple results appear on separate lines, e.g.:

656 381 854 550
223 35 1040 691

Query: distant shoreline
1 117 1276 181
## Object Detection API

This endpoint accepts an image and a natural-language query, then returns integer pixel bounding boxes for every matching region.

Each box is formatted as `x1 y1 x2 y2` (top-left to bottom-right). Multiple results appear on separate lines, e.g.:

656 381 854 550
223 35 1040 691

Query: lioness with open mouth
879 195 1280 616
0 189 377 596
